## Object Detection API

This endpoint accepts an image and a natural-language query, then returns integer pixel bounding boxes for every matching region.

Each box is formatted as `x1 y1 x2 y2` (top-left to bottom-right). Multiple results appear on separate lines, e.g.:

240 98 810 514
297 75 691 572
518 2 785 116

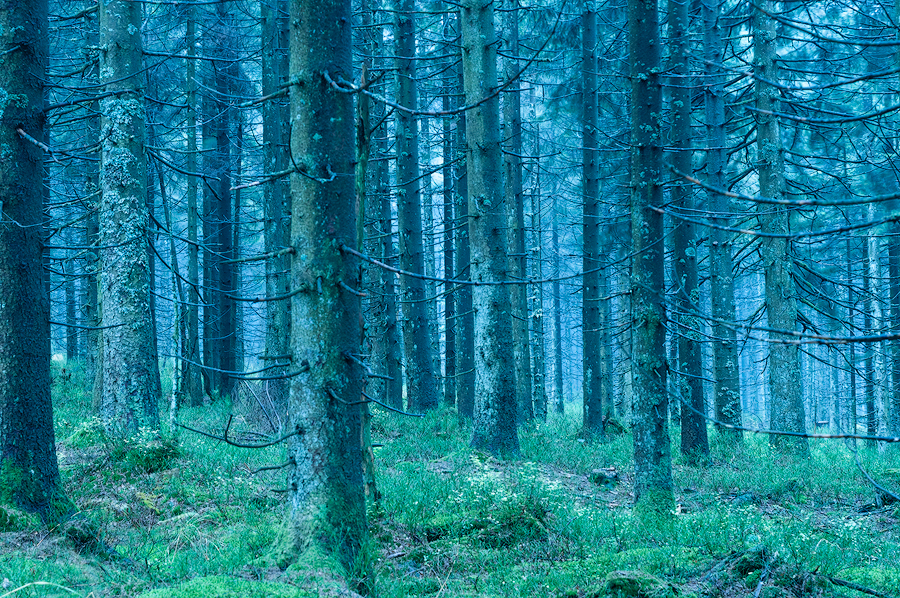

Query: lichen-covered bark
504 0 532 422
673 0 708 460
629 0 673 511
0 0 67 521
462 0 519 456
753 0 807 454
582 2 603 437
442 54 457 409
262 0 291 407
283 0 366 570
395 0 439 412
551 195 564 414
98 0 158 437
705 0 741 443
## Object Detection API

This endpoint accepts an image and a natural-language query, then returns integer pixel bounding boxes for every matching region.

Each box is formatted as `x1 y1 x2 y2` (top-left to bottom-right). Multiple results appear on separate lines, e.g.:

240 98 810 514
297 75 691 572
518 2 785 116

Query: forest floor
2 366 900 597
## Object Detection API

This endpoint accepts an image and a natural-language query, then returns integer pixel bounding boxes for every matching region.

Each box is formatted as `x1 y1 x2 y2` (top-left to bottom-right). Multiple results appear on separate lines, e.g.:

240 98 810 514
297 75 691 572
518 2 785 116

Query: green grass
2 363 900 596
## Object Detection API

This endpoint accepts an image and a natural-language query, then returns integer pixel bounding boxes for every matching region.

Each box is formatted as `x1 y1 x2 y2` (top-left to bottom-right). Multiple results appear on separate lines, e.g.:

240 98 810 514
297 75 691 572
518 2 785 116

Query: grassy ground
2 365 900 597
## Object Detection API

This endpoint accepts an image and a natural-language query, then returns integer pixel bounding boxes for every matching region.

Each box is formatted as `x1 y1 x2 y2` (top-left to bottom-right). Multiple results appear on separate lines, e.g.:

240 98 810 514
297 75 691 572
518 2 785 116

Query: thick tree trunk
753 0 807 454
705 0 742 443
504 0 532 422
282 0 366 571
98 0 159 436
395 0 439 412
582 3 603 437
629 0 673 512
673 0 708 460
461 0 519 456
0 0 67 521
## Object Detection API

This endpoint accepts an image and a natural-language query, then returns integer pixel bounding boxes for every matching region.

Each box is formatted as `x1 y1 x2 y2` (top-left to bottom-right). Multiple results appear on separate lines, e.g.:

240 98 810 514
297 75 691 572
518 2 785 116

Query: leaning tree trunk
753 0 808 454
0 0 68 522
395 0 439 412
582 2 603 437
281 0 366 573
98 0 159 437
629 0 673 513
461 0 519 456
504 0 532 422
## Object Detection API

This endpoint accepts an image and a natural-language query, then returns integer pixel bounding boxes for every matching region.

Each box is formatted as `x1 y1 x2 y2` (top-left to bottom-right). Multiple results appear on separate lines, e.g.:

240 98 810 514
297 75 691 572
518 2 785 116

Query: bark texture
753 0 808 454
0 0 66 521
98 0 159 436
462 0 519 456
395 0 439 412
629 0 673 511
283 0 366 570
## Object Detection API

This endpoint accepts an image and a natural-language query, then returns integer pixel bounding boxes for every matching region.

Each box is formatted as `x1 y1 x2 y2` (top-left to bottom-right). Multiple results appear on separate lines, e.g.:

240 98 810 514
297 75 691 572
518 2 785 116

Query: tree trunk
504 0 532 423
183 6 203 406
673 0 708 461
629 0 673 512
705 0 742 445
98 0 159 436
442 45 457 409
455 62 476 419
0 0 68 521
582 2 603 437
753 0 807 454
395 0 439 412
461 0 519 456
531 116 548 421
282 0 366 572
552 193 564 414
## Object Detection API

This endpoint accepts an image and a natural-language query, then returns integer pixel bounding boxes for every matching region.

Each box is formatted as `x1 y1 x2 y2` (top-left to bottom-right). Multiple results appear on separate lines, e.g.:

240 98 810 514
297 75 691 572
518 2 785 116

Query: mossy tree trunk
629 0 673 511
282 0 366 571
504 0 532 423
461 0 519 456
0 0 67 521
98 0 159 436
753 0 807 454
395 0 439 413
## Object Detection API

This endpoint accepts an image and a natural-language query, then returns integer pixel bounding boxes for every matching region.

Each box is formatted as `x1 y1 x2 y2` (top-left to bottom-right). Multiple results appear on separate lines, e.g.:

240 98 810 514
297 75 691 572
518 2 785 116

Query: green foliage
11 369 900 597
138 575 314 598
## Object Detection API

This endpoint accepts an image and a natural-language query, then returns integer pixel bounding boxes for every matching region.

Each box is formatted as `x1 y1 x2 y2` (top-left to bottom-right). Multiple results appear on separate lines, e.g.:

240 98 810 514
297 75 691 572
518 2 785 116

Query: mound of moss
139 575 314 598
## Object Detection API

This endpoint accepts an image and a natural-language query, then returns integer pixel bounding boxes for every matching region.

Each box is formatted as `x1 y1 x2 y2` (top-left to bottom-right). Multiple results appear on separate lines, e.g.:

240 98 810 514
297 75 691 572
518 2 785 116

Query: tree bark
531 115 548 421
629 0 673 512
704 0 742 444
282 0 366 572
753 0 807 454
582 2 603 437
673 0 708 460
98 0 159 436
395 0 439 412
0 0 68 521
262 0 291 410
461 0 519 456
504 0 532 423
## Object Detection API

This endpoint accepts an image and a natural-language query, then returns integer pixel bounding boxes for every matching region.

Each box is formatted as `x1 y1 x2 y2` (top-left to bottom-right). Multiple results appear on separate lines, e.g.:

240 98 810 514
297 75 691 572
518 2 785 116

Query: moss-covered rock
602 570 679 598
138 575 314 598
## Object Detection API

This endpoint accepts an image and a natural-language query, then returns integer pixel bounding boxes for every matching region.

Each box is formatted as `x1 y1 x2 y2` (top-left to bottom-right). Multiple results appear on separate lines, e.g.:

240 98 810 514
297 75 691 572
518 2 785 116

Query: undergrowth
1 361 899 597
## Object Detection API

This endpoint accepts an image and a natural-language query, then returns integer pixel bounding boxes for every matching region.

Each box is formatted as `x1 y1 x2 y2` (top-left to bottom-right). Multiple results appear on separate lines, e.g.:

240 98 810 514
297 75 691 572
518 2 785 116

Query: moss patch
138 575 314 598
